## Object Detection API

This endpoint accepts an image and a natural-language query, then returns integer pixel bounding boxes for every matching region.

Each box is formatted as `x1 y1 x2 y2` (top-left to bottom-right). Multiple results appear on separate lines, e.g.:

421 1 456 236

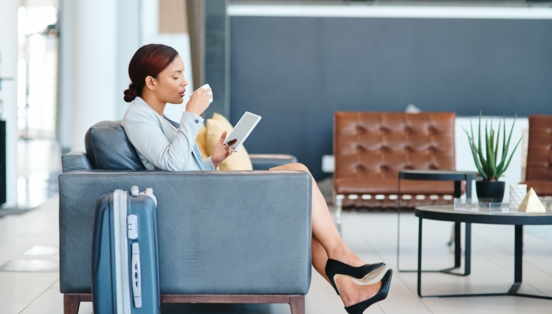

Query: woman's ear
145 76 156 91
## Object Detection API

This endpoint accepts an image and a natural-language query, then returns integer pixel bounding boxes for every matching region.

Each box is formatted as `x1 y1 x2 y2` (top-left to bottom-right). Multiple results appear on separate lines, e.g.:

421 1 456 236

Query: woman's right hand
185 87 212 116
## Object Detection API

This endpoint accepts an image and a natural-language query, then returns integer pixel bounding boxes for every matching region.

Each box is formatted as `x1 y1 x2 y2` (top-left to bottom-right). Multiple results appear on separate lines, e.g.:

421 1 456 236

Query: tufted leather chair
521 115 552 196
333 112 457 215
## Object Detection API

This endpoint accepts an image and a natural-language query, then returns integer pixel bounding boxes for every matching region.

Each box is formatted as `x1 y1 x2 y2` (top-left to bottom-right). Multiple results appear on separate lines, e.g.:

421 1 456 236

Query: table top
399 170 478 181
415 204 552 225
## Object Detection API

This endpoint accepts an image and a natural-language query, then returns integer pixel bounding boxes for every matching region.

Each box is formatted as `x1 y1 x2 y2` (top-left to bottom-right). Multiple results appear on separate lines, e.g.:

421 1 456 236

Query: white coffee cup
200 84 213 104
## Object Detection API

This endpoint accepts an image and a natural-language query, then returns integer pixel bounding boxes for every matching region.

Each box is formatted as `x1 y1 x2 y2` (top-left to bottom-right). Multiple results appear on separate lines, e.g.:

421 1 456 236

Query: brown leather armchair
521 115 552 196
333 112 457 219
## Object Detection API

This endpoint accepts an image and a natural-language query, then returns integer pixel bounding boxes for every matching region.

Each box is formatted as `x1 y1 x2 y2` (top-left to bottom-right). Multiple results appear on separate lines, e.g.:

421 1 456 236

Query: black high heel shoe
345 269 393 314
325 259 386 295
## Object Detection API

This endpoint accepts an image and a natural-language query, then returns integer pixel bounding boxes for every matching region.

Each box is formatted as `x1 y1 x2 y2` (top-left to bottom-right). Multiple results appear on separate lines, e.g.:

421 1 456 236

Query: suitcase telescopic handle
131 243 142 308
131 186 140 196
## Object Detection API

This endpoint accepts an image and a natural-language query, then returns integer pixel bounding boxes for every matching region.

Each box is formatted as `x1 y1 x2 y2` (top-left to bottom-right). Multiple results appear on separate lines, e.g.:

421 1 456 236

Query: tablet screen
224 111 262 152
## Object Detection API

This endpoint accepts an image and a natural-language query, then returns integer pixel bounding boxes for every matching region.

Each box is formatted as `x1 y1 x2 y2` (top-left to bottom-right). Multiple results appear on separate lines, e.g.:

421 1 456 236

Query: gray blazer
122 97 215 171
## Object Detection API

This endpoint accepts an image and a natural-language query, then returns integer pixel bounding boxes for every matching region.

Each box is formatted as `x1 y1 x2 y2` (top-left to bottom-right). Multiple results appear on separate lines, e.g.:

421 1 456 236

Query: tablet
224 111 262 152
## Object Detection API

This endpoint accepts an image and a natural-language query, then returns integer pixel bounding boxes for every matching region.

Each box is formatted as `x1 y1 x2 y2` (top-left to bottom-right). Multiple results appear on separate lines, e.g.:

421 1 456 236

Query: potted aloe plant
464 112 521 203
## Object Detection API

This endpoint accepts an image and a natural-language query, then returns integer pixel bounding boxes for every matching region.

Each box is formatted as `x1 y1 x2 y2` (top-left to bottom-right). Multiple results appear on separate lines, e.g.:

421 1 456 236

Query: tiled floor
1 197 552 313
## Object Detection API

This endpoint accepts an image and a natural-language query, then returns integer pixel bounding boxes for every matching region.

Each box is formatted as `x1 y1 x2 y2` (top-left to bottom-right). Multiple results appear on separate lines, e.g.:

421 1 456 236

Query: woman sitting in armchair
122 44 392 314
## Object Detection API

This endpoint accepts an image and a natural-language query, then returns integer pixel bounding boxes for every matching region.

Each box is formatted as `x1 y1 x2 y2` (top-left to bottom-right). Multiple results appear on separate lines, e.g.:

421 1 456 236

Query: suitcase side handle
131 242 142 308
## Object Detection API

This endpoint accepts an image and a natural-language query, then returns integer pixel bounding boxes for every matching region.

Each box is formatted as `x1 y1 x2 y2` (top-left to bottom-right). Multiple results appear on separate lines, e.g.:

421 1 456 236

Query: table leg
464 223 471 276
515 225 523 283
452 181 462 269
508 225 523 294
399 178 467 275
454 181 462 198
397 179 402 270
441 222 470 276
400 175 473 276
417 215 423 297
419 223 551 299
454 222 461 268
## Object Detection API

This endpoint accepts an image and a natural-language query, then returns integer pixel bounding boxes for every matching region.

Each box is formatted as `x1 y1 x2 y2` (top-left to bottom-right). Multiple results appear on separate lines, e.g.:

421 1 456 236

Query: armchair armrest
249 154 297 170
59 170 312 295
62 151 93 172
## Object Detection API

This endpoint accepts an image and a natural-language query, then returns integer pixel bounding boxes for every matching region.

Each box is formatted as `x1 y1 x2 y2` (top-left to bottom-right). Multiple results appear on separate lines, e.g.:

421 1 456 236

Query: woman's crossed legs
269 163 383 307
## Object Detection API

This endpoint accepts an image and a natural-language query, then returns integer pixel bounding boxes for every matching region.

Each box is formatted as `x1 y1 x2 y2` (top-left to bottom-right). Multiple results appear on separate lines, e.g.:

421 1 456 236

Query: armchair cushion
84 120 146 170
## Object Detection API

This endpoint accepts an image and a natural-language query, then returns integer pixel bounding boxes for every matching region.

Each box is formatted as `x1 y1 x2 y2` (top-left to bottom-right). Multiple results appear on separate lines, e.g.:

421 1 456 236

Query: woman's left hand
211 131 237 168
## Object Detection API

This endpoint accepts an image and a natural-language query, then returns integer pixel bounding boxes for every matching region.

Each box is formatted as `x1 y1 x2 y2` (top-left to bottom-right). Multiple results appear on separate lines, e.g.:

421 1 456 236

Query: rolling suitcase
92 186 160 314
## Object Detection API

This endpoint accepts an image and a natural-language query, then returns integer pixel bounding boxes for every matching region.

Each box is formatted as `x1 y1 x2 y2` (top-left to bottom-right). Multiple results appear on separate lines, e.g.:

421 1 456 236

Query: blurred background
0 0 550 209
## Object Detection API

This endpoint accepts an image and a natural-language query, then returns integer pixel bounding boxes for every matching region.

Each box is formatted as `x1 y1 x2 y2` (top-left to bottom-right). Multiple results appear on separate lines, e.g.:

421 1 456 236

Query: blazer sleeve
203 156 217 170
123 106 205 171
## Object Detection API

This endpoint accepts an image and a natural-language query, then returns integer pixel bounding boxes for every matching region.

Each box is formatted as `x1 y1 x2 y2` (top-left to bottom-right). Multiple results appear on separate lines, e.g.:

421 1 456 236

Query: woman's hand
211 131 238 168
186 87 212 116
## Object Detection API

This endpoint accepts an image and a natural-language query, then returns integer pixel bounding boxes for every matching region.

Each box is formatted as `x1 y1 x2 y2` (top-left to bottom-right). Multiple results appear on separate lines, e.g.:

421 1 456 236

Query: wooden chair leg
63 294 81 314
289 295 305 314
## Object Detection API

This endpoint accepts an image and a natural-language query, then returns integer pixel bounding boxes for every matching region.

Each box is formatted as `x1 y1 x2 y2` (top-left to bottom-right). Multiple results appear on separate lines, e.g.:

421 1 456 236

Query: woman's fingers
203 88 212 101
186 87 211 116
220 134 237 152
225 147 233 157
218 131 227 144
213 132 237 163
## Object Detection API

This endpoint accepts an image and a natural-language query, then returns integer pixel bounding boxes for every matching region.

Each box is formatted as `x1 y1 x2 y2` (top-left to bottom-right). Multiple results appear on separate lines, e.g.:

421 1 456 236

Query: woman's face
153 55 188 104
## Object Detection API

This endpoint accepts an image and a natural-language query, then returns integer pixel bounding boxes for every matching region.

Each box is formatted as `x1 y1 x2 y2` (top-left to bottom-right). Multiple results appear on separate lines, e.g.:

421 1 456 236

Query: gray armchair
59 121 312 314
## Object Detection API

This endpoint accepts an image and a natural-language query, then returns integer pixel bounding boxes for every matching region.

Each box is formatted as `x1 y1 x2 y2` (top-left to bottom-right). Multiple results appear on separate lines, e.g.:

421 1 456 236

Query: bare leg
270 163 362 265
311 237 330 283
271 163 385 306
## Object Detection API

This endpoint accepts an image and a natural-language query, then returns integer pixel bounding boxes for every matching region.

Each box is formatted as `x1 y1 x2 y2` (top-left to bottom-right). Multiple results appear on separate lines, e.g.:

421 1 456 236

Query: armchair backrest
62 120 146 173
84 120 146 171
333 112 456 198
525 115 552 182
334 112 456 180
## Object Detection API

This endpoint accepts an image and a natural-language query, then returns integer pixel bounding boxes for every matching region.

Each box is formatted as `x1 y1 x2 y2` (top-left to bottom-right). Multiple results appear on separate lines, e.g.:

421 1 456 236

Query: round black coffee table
415 204 552 299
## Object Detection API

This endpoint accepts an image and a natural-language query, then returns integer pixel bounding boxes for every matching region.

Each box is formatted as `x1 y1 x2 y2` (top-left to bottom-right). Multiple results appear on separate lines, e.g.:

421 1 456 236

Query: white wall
57 0 73 151
72 0 118 151
0 0 20 207
59 0 194 151
140 0 194 122
60 0 140 151
116 0 141 120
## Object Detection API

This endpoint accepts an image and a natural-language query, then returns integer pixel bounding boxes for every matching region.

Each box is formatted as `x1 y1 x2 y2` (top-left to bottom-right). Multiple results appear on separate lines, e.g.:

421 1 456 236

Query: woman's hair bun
124 83 137 102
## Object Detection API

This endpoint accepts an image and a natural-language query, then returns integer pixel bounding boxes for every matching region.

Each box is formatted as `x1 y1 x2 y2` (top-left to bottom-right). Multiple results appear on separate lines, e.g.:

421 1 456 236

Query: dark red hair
124 44 179 102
